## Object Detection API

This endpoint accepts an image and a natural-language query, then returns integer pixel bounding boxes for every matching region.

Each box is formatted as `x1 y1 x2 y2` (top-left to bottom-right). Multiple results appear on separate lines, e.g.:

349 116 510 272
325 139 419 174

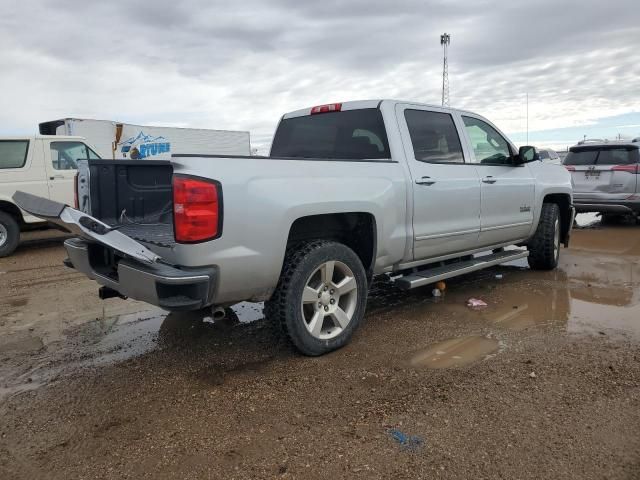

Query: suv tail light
612 164 639 174
173 176 222 243
564 165 576 172
310 103 342 114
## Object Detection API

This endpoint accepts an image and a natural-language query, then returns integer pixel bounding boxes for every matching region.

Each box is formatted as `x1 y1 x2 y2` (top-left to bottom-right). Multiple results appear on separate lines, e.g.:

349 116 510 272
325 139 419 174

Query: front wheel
0 211 20 258
527 203 561 270
265 240 368 356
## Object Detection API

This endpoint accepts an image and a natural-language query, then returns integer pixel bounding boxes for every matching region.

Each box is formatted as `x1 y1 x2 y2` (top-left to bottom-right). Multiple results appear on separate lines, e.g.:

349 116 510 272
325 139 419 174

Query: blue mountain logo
118 130 171 159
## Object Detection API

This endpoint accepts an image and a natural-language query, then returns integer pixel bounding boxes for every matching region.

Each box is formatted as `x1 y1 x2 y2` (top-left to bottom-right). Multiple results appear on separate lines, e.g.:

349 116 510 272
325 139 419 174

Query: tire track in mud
4 271 84 290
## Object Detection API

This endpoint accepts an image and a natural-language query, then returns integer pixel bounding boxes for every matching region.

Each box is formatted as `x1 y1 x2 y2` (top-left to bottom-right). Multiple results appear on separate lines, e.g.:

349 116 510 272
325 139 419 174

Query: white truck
15 100 575 356
39 118 251 160
0 136 101 256
0 121 251 257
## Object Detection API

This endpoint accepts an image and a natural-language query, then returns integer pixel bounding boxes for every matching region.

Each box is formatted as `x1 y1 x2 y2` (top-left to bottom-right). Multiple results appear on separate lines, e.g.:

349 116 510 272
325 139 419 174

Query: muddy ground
1 217 639 479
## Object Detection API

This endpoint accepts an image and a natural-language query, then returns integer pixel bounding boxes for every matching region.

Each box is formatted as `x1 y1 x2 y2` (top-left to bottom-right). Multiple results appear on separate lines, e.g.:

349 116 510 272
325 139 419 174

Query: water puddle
409 336 500 369
472 225 640 338
79 301 266 366
0 302 267 400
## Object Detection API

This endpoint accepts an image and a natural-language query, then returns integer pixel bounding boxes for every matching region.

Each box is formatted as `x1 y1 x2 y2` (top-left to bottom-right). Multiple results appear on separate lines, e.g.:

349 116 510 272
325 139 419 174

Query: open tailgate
12 191 161 265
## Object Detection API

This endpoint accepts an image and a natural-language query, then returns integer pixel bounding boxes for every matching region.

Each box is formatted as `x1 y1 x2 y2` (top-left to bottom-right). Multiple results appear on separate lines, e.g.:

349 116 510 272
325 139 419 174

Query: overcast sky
1 0 639 150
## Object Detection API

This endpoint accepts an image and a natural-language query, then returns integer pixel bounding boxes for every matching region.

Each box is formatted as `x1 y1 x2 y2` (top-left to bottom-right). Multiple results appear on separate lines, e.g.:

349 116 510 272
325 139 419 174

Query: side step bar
394 249 529 290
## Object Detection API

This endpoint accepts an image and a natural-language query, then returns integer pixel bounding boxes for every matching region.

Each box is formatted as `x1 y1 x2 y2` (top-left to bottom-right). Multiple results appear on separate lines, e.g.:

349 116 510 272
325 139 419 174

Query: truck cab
0 136 100 256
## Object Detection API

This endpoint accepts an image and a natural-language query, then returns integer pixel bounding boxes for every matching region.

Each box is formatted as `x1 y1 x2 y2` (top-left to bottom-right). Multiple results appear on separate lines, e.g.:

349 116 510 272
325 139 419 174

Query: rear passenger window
404 110 464 163
0 140 29 169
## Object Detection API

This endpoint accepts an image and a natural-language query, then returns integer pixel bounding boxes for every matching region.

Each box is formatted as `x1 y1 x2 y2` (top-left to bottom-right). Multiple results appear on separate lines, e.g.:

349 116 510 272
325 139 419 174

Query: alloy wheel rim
0 223 7 247
301 260 358 340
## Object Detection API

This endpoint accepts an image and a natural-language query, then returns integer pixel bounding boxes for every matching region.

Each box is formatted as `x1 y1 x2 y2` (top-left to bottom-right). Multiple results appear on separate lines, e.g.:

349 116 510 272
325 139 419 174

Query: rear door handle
482 176 497 184
49 174 65 180
415 176 436 186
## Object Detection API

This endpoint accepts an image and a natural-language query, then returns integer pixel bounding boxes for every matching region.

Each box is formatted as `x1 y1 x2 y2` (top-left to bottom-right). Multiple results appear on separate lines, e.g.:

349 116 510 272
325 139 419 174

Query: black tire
0 211 20 258
527 203 560 270
265 240 368 356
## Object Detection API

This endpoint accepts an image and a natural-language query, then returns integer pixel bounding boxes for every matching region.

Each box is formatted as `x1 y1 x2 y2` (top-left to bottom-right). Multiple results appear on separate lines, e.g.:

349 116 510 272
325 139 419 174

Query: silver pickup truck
14 100 574 356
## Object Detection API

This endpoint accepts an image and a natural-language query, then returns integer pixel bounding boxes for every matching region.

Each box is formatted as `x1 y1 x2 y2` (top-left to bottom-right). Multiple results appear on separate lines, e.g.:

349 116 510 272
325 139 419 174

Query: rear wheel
527 203 560 271
0 211 20 258
265 240 368 356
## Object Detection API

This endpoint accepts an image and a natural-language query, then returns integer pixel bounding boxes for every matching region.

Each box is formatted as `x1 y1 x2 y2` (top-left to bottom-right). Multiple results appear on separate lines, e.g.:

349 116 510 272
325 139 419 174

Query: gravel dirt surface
1 218 640 479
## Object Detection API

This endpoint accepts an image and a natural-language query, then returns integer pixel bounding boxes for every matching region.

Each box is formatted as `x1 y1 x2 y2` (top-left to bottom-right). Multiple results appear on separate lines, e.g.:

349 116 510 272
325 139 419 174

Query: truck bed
115 223 176 248
87 159 176 248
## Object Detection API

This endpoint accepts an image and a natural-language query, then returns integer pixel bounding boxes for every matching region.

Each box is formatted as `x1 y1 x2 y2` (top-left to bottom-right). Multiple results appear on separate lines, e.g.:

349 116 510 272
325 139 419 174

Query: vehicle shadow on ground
136 266 522 382
15 230 71 253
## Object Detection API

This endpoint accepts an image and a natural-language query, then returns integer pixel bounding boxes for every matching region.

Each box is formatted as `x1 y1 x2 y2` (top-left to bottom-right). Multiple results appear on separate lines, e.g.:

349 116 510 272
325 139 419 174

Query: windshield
564 147 639 166
270 108 391 160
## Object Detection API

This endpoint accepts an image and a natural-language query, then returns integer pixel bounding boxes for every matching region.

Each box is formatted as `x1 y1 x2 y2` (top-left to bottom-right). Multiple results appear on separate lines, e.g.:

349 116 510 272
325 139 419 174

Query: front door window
462 116 512 165
50 142 100 170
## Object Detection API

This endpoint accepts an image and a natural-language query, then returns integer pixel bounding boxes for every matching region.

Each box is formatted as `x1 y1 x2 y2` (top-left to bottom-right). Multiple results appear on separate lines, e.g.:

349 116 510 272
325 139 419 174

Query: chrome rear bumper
65 238 216 311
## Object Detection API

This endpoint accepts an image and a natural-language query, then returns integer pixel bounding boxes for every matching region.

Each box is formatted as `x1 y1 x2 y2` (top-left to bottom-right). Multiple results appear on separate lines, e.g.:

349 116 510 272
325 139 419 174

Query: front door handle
415 176 436 186
482 176 497 184
49 175 65 180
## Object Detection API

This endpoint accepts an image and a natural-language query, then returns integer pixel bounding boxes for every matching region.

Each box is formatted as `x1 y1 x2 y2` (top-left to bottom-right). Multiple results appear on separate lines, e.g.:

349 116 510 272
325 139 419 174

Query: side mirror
517 145 540 164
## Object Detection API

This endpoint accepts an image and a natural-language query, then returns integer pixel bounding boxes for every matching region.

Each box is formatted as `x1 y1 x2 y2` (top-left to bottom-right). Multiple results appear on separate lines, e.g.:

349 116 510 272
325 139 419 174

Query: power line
440 33 450 107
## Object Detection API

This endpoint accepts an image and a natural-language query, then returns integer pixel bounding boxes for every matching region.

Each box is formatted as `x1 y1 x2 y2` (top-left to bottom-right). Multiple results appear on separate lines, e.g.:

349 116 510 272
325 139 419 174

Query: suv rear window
270 108 391 160
564 147 639 165
0 140 29 169
597 148 638 165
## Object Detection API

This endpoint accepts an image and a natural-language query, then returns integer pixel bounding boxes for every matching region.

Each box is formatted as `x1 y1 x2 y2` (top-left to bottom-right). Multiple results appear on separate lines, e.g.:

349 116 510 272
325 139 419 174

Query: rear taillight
564 165 575 172
173 176 221 243
310 103 342 114
612 164 639 174
74 172 79 208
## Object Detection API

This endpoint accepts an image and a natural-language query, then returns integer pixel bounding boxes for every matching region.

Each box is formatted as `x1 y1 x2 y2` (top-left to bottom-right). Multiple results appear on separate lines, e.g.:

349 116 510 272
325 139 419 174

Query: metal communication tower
440 33 450 106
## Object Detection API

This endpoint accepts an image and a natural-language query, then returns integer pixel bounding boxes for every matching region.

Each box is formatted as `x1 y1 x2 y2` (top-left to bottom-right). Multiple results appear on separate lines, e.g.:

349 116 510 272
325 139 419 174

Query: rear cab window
0 140 29 169
270 108 390 160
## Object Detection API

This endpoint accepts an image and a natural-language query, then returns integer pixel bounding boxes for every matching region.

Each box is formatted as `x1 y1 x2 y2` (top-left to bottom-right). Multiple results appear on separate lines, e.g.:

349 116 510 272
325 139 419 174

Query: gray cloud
1 0 639 150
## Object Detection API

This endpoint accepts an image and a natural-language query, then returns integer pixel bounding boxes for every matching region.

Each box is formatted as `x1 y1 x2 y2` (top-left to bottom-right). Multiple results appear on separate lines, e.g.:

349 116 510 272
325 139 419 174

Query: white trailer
39 118 251 160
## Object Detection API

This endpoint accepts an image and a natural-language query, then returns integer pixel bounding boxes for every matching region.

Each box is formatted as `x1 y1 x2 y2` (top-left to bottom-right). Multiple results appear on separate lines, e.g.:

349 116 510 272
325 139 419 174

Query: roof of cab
281 99 470 119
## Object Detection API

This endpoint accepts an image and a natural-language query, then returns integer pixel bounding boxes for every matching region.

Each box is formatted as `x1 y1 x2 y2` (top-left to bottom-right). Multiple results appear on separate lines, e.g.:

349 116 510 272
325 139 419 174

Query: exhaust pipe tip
212 306 226 321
